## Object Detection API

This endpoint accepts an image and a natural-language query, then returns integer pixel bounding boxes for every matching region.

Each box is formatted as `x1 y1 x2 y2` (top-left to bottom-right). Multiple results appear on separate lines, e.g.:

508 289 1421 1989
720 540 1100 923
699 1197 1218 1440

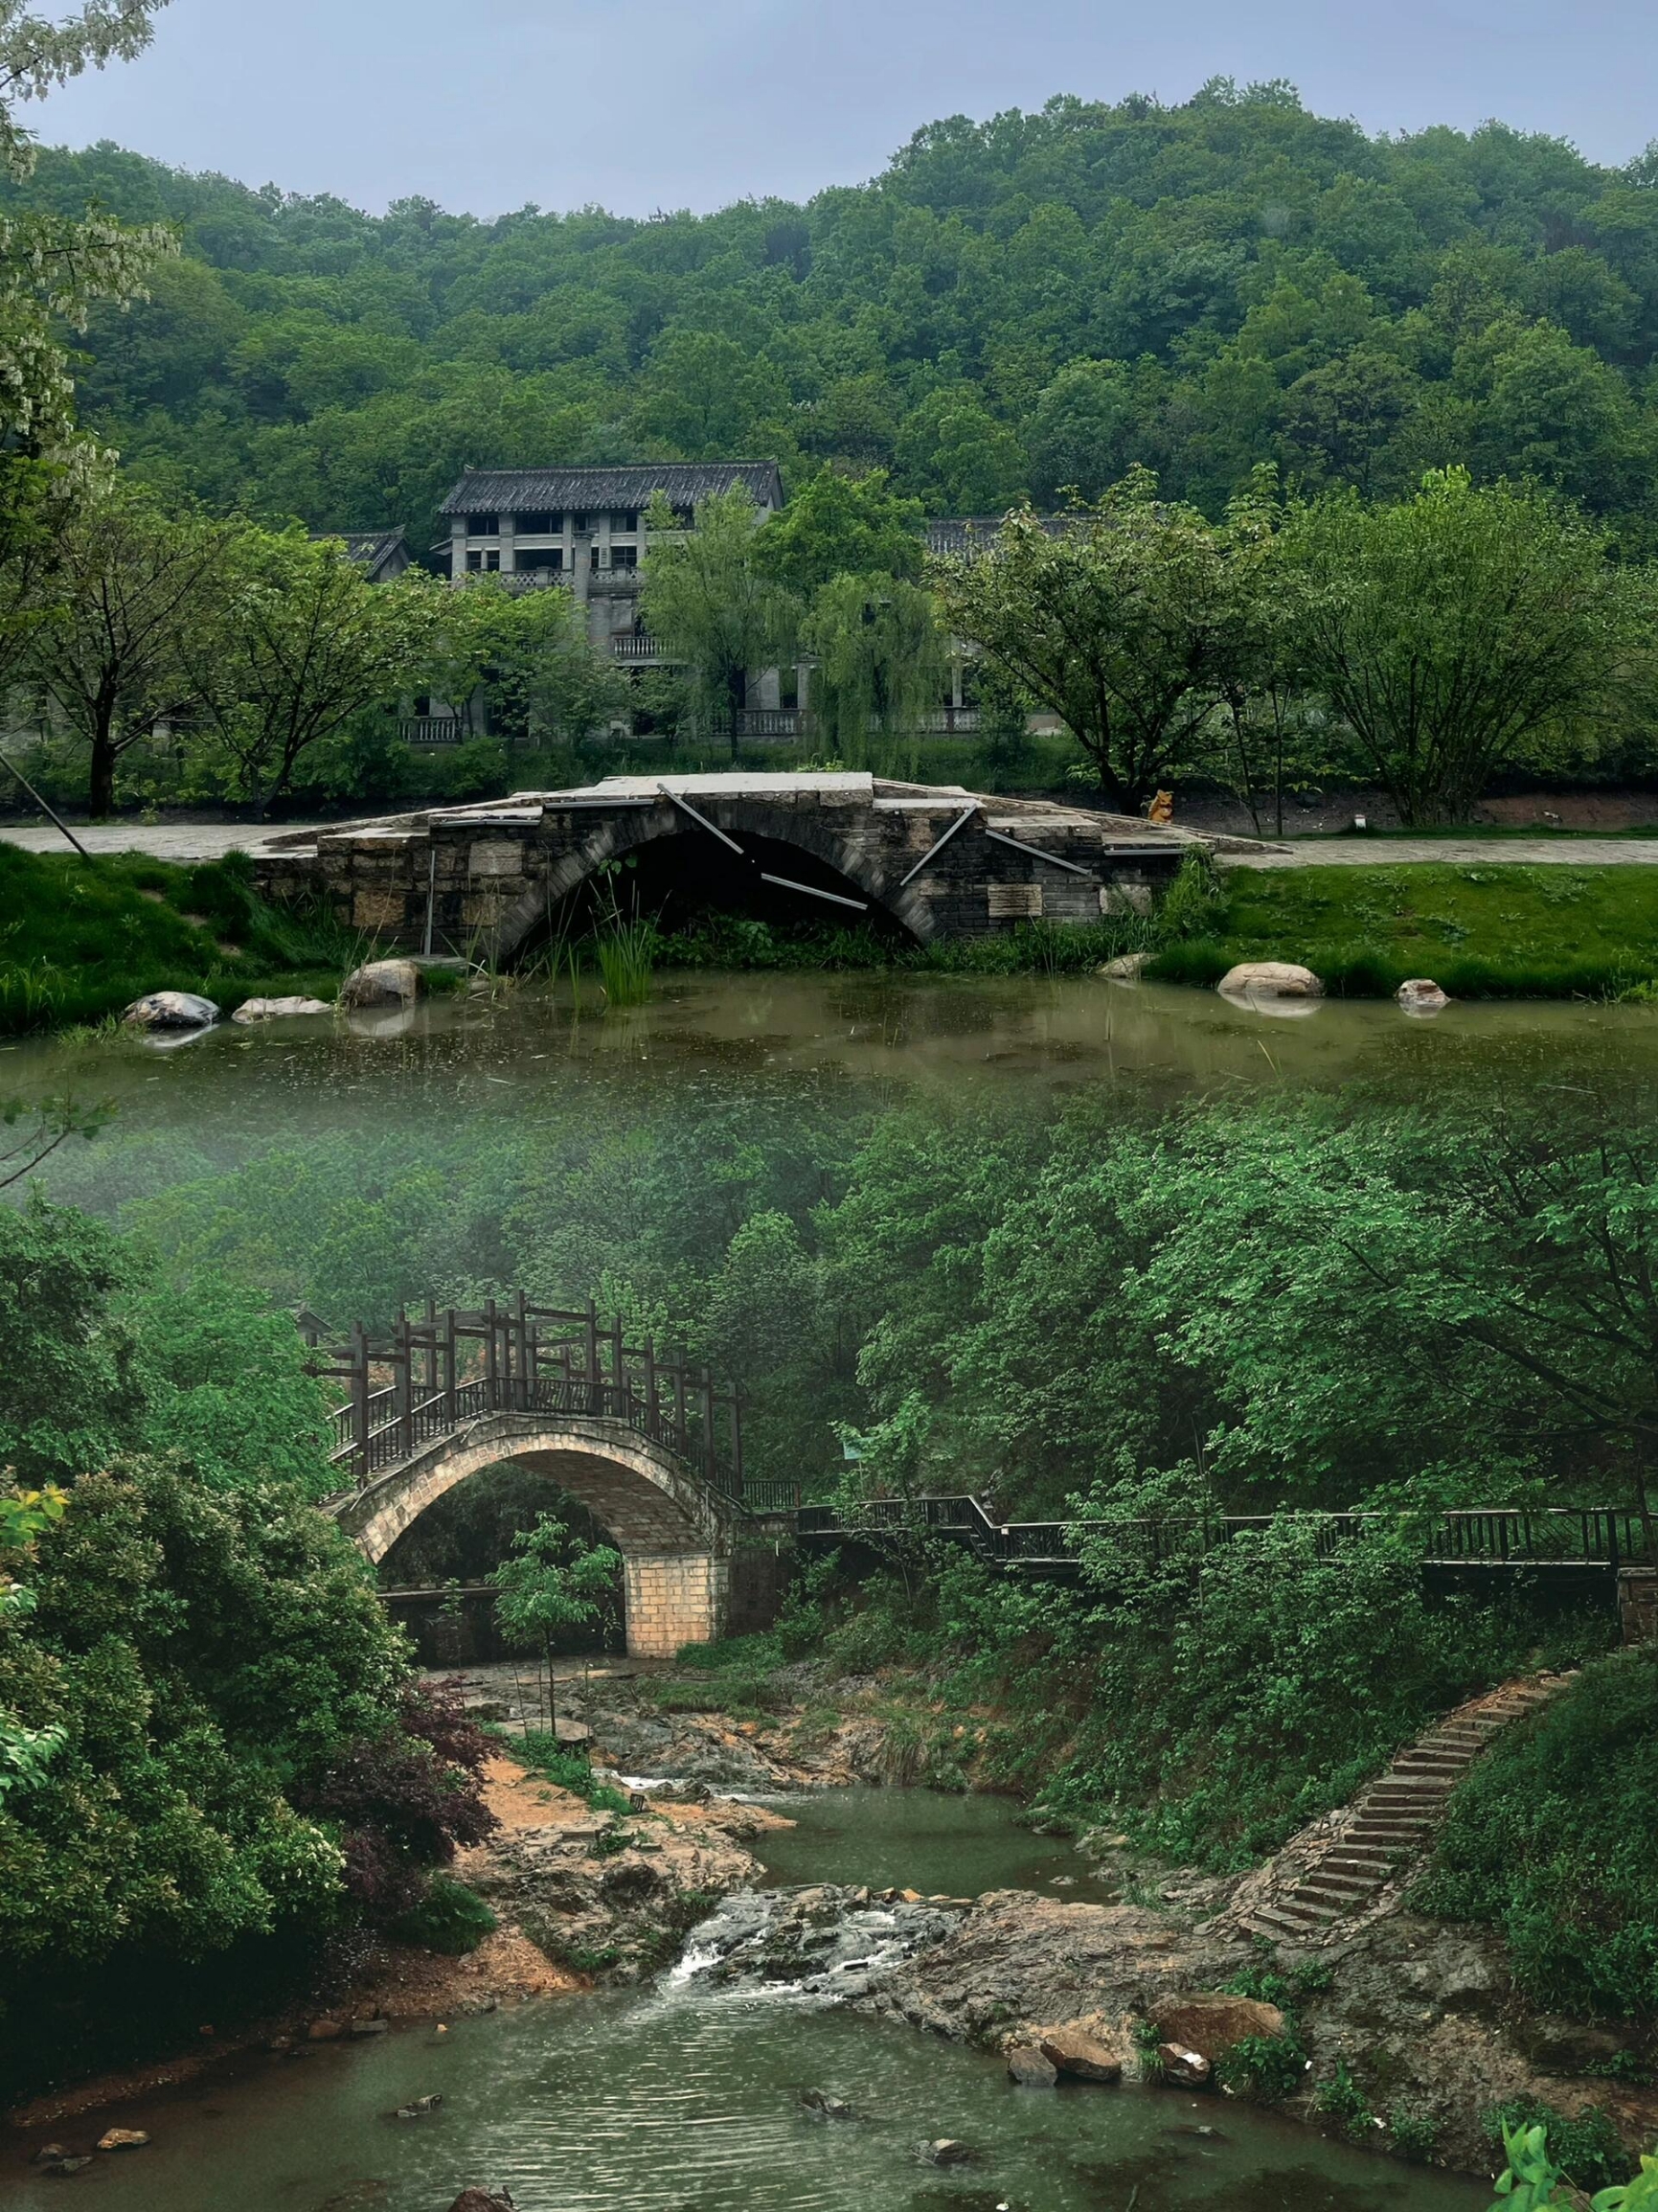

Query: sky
28 0 1658 219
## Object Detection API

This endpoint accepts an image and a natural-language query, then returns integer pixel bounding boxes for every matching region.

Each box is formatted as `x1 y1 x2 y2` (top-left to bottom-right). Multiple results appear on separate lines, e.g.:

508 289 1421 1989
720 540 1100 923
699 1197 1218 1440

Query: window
515 512 557 535
516 547 563 574
469 514 499 536
571 512 589 534
485 549 501 572
466 550 483 573
616 511 638 533
609 544 638 571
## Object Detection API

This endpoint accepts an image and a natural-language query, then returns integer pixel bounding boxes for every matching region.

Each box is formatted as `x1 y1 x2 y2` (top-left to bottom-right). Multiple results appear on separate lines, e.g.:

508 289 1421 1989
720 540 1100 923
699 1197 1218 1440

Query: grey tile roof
318 527 409 582
440 463 784 517
926 514 1072 559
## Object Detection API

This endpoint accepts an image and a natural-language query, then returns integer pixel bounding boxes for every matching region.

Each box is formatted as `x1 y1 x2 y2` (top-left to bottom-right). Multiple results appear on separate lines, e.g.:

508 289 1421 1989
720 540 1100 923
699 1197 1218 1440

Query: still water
752 1786 1122 1904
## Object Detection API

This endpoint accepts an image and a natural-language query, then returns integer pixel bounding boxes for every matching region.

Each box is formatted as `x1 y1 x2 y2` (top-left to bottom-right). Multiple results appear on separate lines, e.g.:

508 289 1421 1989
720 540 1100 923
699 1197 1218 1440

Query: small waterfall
663 1883 954 2003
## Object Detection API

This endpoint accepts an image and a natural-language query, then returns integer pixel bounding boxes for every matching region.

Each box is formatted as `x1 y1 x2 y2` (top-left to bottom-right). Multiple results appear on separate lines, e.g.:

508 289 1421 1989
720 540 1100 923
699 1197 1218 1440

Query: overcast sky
28 0 1658 219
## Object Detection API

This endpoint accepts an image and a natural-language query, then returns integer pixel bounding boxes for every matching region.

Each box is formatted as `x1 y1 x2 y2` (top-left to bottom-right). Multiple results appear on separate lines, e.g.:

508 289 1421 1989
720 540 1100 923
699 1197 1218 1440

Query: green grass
1148 864 1658 999
0 848 365 1033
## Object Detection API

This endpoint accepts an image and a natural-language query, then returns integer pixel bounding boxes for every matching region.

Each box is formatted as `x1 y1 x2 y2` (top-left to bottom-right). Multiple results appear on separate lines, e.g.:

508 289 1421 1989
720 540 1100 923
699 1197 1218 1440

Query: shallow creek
6 1790 1488 2212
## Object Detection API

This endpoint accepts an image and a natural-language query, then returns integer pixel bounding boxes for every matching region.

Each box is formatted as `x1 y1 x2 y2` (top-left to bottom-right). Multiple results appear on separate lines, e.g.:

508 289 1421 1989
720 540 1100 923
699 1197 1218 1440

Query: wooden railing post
610 1313 625 1416
352 1322 370 1487
397 1310 415 1457
443 1305 458 1423
485 1297 500 1411
731 1386 744 1498
513 1290 531 1413
584 1300 601 1407
699 1366 716 1489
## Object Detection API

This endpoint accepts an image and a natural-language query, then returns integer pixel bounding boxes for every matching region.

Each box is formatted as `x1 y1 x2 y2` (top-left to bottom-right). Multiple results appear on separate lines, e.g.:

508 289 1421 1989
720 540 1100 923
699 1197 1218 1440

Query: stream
5 1790 1488 2212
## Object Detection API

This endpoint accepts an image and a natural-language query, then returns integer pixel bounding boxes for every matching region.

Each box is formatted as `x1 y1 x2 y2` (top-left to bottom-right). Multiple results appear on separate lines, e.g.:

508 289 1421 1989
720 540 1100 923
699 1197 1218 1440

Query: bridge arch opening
335 1415 736 1659
522 820 919 963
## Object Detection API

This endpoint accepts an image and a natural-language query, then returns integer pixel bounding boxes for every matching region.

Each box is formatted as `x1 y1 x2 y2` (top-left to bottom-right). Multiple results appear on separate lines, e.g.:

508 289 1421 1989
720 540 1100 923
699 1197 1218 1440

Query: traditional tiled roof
439 463 784 517
319 528 409 582
926 514 1072 559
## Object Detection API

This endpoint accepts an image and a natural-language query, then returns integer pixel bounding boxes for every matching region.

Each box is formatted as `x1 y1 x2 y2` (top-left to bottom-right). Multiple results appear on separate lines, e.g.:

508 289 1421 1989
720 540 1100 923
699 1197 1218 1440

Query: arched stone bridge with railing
254 771 1215 957
307 1295 789 1657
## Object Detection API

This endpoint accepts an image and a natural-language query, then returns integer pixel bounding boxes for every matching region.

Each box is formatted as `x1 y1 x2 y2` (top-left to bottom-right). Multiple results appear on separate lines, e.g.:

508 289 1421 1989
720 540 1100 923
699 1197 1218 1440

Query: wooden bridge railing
304 1294 744 1502
796 1496 1650 1573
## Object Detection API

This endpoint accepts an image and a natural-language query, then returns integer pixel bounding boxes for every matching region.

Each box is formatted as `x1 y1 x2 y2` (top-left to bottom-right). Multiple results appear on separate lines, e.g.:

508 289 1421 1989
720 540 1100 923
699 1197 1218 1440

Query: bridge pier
625 1553 730 1658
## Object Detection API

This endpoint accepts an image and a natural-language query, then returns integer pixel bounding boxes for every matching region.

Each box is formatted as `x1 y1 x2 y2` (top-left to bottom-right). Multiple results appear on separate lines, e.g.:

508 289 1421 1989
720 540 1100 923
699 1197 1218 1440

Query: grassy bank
1150 863 1658 998
0 848 361 1033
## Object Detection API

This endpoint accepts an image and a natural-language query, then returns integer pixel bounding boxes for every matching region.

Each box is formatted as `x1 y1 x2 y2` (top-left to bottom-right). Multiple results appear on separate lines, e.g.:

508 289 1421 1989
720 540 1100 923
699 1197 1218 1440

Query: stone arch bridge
254 772 1211 956
309 1296 789 1658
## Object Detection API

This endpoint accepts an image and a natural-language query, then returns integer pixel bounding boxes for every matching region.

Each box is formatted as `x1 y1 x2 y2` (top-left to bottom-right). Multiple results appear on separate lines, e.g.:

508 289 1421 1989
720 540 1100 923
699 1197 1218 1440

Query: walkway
1230 1673 1576 1947
1226 837 1658 869
0 822 311 861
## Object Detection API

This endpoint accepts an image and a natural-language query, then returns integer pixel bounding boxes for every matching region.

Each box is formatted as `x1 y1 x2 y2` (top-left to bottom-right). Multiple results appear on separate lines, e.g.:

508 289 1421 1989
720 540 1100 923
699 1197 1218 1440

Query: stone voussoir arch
330 1410 737 1659
490 792 937 961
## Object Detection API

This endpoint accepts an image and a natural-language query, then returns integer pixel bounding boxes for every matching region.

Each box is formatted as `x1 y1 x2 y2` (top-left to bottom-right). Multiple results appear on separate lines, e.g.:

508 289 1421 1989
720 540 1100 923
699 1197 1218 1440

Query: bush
1215 2032 1307 2102
1415 1649 1658 2019
1484 2097 1634 2195
389 1873 497 1955
514 1732 632 1816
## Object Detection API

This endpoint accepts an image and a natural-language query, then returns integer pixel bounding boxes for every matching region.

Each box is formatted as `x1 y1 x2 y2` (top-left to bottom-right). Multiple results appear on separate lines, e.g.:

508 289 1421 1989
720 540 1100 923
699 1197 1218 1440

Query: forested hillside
16 79 1658 552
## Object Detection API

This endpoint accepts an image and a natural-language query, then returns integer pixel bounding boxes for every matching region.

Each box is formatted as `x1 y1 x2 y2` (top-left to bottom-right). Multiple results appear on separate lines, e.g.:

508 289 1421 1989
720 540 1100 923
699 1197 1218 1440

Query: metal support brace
760 871 867 911
983 827 1093 876
898 805 978 888
656 783 745 855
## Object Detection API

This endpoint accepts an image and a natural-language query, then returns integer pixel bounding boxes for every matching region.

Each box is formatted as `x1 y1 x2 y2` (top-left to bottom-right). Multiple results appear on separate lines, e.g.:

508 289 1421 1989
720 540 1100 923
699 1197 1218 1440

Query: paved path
8 821 1658 871
0 822 313 861
1226 836 1658 868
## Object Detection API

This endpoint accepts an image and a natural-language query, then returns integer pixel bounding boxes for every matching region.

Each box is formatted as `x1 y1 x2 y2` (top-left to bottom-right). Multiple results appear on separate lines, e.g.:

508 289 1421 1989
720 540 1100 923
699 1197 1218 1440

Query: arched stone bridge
308 1296 773 1658
254 771 1213 956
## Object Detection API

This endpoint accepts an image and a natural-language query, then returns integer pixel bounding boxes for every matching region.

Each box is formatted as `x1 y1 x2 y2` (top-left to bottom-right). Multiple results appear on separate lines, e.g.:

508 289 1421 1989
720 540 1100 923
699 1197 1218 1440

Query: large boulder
340 958 422 1009
1397 977 1449 1014
1155 1993 1286 2064
122 991 219 1030
232 995 332 1024
1098 951 1152 982
1035 2018 1124 2084
1216 962 1323 1000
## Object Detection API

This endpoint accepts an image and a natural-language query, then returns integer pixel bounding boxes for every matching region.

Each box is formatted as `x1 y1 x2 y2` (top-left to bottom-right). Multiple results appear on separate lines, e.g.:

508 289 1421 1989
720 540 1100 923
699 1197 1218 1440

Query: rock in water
340 959 422 1009
1397 976 1449 1014
1036 2020 1124 2083
96 2129 150 2151
920 2139 974 2165
1098 951 1152 982
122 991 219 1030
395 2093 443 2118
800 2088 855 2120
447 2194 515 2212
1158 2041 1213 2087
1216 962 1324 1000
232 995 332 1024
1007 2045 1059 2088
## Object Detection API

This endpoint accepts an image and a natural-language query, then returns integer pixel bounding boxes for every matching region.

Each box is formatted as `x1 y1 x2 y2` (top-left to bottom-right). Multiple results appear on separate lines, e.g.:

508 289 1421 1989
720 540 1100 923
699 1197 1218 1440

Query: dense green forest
17 80 1658 551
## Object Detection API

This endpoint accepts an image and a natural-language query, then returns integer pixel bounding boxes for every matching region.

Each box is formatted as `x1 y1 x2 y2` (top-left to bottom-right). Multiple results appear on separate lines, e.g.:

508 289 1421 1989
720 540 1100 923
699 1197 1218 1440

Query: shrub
1484 2098 1633 2195
389 1874 497 1956
1416 1649 1658 2019
1215 2033 1307 2102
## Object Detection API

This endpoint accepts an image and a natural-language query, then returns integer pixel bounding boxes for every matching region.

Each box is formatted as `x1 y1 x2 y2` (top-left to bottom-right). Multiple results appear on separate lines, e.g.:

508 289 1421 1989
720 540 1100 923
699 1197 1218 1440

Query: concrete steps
1239 1672 1576 1945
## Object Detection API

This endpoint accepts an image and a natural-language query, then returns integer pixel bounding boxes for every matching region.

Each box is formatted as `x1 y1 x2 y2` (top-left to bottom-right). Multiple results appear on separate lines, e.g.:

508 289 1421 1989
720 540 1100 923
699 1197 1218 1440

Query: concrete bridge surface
251 773 1209 956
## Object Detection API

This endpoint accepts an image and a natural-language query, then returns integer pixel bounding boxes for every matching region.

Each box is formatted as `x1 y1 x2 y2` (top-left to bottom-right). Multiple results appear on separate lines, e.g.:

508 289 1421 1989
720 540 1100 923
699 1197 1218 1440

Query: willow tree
931 467 1232 811
1286 467 1647 825
638 486 798 741
803 573 946 764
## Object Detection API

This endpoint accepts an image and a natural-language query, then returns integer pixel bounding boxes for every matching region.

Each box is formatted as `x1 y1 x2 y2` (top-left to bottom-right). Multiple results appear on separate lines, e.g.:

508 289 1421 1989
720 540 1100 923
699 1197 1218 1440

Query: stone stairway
1238 1673 1576 1947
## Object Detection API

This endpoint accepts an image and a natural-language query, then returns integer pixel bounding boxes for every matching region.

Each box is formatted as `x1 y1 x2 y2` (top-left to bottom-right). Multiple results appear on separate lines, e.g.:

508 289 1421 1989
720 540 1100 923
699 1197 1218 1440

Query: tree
932 466 1232 810
801 571 947 759
896 389 1028 513
757 467 925 593
489 1509 621 1678
185 527 447 811
1286 467 1647 825
26 489 227 814
638 486 798 740
441 579 627 747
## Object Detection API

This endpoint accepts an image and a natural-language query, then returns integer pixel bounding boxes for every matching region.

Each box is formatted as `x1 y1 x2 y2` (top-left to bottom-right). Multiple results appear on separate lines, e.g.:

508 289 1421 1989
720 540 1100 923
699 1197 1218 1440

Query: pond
752 1787 1122 1904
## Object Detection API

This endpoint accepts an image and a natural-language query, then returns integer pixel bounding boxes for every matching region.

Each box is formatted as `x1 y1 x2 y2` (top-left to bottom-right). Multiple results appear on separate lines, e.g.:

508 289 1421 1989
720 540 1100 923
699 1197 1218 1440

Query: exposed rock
801 2088 854 2120
394 2093 443 2118
349 2016 389 2037
96 2129 150 2151
307 2017 344 2041
1397 977 1450 1014
122 990 219 1030
447 2194 515 2212
1217 962 1323 999
1098 951 1152 982
1159 2042 1212 2086
232 995 332 1024
1516 2018 1630 2077
39 2155 94 2175
1155 1993 1286 2061
1007 2045 1058 2088
33 2145 69 2164
340 959 422 1009
919 2138 974 2164
1035 2018 1124 2083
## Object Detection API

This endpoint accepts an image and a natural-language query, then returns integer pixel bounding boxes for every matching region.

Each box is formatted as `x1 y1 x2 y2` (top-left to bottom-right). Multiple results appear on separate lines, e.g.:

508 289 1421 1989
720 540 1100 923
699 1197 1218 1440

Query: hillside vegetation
15 83 1658 553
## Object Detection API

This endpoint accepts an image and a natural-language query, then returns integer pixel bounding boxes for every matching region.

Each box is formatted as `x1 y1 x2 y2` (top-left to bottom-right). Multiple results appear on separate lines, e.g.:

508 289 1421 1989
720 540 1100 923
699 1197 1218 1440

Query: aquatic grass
595 914 657 1008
